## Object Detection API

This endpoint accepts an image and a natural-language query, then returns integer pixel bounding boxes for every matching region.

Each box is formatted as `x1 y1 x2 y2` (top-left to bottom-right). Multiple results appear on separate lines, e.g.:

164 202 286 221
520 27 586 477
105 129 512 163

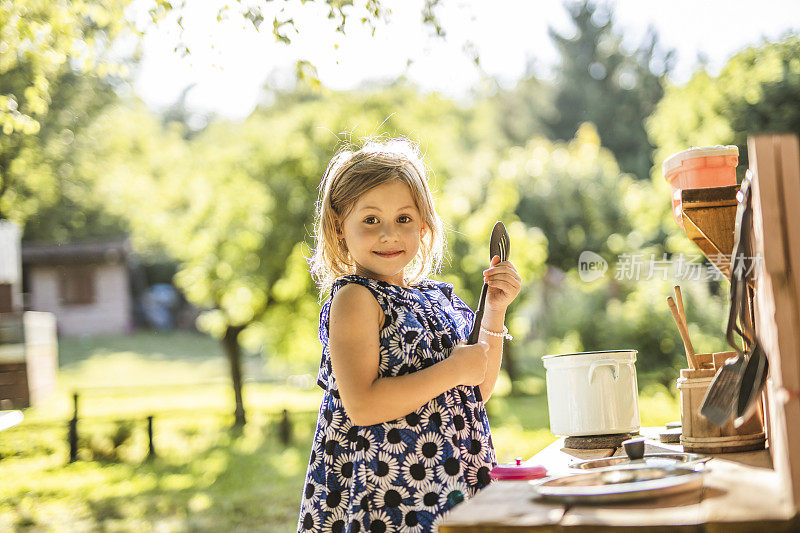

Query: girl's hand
483 256 522 312
449 341 489 386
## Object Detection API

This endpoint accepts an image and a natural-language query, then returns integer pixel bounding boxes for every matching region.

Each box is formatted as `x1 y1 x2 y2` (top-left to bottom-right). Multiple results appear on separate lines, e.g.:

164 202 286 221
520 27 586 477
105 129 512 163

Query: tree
78 82 492 425
649 35 800 182
486 69 553 149
546 0 673 180
16 68 131 243
436 138 549 392
0 0 134 226
150 0 450 86
484 124 729 386
1 0 454 230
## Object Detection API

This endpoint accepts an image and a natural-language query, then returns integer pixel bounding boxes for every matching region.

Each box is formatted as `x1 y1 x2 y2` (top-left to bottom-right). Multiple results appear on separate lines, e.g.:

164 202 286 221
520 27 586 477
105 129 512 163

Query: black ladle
468 222 510 402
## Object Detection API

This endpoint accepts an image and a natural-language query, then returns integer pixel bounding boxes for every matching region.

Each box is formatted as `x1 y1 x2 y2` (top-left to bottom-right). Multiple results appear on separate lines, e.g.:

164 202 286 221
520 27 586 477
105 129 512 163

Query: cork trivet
659 428 682 443
563 432 640 450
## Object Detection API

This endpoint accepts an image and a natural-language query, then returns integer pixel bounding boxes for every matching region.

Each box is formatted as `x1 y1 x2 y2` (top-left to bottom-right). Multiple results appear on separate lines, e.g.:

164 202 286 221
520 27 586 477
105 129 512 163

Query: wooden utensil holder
677 351 766 453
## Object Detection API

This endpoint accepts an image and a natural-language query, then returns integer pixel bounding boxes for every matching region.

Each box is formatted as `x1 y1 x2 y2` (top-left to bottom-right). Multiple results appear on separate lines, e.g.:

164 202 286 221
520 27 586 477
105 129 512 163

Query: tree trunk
222 324 247 427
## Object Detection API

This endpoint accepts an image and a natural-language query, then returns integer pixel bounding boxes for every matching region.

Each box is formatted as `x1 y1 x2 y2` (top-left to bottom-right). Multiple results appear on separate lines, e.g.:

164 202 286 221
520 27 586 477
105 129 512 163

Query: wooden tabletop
440 428 799 532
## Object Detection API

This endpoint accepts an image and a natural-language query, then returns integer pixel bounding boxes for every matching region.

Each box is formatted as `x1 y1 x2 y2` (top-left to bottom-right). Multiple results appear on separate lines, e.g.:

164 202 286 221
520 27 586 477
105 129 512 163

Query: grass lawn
0 331 680 532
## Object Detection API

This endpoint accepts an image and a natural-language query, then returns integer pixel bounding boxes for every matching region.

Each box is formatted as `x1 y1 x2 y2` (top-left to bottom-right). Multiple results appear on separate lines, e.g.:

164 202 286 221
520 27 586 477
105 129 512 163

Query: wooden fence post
147 415 156 459
279 409 292 445
68 393 79 463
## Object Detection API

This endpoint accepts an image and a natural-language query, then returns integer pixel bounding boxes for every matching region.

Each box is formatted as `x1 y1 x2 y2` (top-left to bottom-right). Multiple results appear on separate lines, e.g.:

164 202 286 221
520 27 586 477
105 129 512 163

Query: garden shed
21 239 134 337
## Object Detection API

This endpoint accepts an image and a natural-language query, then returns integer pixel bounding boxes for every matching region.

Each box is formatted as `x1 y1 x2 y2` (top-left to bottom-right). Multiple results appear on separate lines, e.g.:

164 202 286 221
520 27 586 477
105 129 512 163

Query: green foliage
71 83 490 366
546 0 672 180
17 2 796 395
468 123 729 382
485 74 553 148
13 68 130 241
156 1 439 87
0 0 132 136
643 36 800 381
507 123 632 273
649 35 800 179
0 0 138 233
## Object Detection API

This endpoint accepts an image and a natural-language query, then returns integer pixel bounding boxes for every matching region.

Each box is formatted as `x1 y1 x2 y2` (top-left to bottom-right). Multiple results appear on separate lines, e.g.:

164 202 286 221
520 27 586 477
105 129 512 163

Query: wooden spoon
667 295 698 369
673 285 696 354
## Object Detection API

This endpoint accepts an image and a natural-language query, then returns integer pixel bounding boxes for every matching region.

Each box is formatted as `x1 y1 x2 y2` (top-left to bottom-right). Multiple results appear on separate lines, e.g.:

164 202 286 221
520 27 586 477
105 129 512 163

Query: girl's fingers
486 274 522 287
487 279 520 292
483 272 521 286
483 262 519 275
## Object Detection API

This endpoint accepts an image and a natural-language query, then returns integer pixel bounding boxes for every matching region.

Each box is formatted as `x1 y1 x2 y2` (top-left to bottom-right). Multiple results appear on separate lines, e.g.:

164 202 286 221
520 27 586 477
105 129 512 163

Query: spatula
735 267 768 426
700 174 753 426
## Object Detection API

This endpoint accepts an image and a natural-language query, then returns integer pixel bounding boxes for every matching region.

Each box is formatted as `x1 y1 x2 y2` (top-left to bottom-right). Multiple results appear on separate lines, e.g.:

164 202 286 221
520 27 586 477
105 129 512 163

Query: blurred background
1 0 799 530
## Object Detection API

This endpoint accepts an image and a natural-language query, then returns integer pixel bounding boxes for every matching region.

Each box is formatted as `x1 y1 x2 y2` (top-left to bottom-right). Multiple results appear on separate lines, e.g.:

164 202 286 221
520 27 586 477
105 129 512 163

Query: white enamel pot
542 350 641 437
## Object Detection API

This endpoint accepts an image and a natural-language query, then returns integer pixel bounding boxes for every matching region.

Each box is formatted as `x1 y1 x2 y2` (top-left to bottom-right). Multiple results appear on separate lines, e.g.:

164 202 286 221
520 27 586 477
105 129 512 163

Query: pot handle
588 359 619 383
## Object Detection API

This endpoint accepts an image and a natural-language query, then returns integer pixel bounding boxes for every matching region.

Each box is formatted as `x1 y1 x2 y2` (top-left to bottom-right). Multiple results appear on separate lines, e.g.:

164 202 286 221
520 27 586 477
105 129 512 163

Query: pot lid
541 349 637 360
534 465 703 503
490 458 547 480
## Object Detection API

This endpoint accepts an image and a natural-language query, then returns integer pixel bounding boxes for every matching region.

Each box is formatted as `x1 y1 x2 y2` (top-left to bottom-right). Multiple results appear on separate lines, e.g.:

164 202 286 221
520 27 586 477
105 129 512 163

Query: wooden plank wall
748 134 800 514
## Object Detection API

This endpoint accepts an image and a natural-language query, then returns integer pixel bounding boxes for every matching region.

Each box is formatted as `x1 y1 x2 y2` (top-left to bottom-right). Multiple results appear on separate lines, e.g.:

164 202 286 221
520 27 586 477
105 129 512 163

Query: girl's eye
398 215 412 223
364 216 378 224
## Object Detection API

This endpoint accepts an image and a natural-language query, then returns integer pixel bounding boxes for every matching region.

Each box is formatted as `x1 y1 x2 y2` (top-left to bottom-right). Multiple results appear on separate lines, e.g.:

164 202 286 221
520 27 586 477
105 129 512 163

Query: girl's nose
379 223 400 240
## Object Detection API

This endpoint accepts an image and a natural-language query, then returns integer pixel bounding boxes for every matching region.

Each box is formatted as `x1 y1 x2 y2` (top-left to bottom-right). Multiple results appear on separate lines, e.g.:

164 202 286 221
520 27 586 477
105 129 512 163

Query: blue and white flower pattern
298 274 496 532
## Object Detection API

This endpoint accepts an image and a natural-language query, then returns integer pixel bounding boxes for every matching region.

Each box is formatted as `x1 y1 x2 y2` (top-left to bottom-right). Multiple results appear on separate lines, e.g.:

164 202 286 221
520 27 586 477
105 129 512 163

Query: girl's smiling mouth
374 250 403 257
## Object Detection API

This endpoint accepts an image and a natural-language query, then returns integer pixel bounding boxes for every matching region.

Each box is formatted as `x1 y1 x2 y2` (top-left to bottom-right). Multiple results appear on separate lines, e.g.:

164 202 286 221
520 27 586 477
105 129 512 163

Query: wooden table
440 428 800 532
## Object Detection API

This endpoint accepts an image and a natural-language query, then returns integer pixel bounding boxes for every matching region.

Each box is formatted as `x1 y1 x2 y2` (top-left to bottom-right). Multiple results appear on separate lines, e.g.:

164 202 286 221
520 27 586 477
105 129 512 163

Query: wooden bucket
677 351 766 454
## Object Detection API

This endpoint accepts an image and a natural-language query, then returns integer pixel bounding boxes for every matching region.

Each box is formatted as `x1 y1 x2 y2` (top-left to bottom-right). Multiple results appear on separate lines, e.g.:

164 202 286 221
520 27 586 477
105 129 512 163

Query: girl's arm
329 283 488 426
477 256 523 402
477 306 506 401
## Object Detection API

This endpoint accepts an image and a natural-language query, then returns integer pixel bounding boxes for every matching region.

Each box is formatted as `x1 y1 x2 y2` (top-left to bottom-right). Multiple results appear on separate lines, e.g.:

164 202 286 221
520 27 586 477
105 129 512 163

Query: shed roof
21 239 131 265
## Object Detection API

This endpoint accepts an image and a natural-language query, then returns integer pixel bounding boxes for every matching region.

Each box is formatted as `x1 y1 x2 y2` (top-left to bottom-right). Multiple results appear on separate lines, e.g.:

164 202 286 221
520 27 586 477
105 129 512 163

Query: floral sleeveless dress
297 274 496 533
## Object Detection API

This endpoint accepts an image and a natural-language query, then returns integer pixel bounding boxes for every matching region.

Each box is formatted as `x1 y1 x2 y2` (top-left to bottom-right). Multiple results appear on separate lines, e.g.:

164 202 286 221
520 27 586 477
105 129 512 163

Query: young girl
298 138 521 533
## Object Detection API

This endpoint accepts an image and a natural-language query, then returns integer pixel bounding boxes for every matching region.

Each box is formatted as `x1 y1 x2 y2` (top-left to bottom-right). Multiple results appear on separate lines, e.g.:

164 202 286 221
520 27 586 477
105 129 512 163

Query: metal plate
569 453 710 470
532 465 704 504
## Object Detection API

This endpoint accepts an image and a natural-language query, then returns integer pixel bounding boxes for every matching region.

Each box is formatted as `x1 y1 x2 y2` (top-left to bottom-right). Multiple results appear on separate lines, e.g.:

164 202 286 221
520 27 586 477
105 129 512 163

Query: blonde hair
309 137 445 297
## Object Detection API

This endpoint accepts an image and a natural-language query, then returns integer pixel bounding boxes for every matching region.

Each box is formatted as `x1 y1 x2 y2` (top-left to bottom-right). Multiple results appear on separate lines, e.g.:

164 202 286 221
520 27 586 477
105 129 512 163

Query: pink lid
490 458 547 480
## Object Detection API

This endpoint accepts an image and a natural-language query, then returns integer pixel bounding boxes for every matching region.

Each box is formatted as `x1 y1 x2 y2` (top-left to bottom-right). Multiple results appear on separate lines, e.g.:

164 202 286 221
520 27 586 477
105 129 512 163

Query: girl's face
338 180 425 287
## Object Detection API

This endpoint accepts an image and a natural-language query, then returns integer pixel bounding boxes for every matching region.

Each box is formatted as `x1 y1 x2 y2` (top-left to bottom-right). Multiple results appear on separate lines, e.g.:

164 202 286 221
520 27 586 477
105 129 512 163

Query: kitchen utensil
490 458 547 480
467 221 509 344
667 296 698 369
533 465 704 504
735 346 768 426
622 437 645 460
542 350 640 436
701 173 754 426
674 285 686 320
570 452 710 470
673 285 697 356
735 258 769 426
